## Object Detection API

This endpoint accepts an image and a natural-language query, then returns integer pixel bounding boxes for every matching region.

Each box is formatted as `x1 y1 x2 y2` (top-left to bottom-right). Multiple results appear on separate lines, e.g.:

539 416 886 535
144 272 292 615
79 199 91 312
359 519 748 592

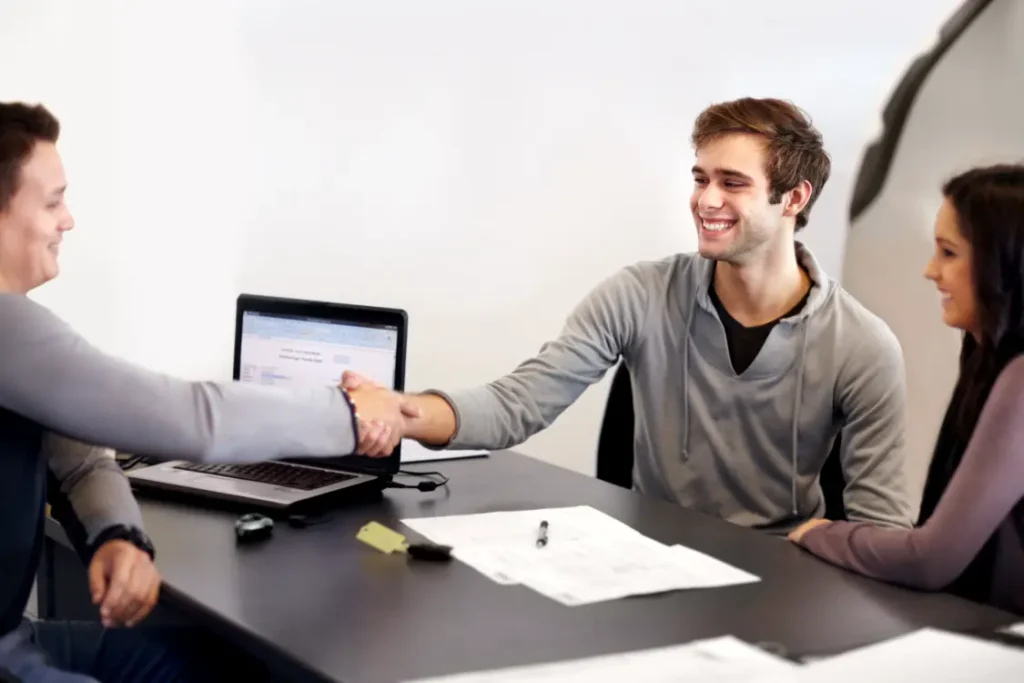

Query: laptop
126 293 408 509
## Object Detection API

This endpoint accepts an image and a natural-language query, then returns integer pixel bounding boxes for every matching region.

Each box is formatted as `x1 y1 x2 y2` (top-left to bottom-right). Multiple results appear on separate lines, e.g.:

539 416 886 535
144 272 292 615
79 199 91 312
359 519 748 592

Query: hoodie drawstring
791 324 809 515
681 302 695 460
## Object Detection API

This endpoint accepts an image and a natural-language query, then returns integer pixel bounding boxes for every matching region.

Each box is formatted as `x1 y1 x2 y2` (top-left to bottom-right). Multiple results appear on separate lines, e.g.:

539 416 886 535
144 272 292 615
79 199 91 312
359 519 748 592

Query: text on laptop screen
239 312 398 390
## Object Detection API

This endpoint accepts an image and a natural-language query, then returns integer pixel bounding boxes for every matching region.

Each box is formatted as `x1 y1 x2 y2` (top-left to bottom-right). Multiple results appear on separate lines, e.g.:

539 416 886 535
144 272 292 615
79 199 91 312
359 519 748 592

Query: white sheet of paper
401 506 759 602
401 635 798 682
400 439 487 463
791 628 1024 682
999 621 1024 637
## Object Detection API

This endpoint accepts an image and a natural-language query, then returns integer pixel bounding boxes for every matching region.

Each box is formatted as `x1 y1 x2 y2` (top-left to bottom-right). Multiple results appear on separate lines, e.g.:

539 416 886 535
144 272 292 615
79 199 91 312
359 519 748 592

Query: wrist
89 524 155 561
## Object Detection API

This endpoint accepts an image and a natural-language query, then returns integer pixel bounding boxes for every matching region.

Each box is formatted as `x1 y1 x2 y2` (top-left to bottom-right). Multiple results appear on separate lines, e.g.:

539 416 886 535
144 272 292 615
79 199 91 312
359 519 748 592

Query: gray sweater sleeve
45 433 145 544
797 356 1024 590
432 265 652 450
0 295 356 462
833 319 914 528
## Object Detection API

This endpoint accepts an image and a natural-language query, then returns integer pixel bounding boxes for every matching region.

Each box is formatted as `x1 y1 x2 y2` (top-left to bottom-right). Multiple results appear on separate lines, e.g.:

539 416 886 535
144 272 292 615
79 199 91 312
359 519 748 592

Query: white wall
2 0 962 475
844 0 1024 509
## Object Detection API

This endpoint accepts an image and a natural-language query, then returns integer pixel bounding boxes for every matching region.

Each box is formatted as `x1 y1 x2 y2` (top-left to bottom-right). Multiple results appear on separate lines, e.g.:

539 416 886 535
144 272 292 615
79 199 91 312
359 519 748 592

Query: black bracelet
88 524 155 561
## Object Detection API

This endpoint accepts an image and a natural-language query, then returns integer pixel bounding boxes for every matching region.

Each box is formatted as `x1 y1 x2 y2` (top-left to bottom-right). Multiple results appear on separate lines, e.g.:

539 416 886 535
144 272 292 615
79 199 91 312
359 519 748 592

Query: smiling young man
348 97 913 534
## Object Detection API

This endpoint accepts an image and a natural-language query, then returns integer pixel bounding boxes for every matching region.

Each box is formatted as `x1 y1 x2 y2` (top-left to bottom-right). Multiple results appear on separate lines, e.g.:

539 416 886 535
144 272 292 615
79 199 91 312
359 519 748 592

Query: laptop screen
237 311 400 392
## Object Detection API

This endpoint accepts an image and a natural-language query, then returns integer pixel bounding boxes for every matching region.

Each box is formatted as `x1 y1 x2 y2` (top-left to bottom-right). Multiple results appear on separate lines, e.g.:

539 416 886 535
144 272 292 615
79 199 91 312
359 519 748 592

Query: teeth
702 220 733 232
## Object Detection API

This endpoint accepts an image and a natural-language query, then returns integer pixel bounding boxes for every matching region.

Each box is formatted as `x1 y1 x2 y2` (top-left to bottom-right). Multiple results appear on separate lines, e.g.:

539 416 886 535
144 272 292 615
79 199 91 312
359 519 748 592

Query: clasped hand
342 371 420 456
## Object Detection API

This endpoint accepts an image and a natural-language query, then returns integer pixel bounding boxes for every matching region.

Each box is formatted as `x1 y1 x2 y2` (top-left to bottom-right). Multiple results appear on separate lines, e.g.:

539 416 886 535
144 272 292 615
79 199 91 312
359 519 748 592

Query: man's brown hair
691 97 830 230
0 103 61 214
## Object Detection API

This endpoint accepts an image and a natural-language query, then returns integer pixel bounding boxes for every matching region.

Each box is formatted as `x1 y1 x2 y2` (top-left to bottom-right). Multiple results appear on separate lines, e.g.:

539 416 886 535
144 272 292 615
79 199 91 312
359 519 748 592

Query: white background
1 0 963 477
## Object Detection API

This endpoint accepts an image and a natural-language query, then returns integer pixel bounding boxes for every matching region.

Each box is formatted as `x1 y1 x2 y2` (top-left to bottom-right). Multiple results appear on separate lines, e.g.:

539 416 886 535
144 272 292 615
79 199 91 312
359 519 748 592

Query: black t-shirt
708 275 811 375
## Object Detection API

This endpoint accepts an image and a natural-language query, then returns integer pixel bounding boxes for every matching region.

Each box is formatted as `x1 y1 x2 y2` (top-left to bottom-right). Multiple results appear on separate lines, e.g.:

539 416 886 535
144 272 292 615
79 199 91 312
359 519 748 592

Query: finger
341 370 370 390
88 556 108 606
125 566 159 626
100 555 135 626
368 425 392 457
358 418 386 455
358 420 383 456
356 418 374 454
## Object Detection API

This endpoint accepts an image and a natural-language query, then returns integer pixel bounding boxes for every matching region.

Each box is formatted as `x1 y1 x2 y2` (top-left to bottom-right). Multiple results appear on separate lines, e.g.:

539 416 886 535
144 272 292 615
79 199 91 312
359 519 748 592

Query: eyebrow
691 165 754 182
49 185 67 198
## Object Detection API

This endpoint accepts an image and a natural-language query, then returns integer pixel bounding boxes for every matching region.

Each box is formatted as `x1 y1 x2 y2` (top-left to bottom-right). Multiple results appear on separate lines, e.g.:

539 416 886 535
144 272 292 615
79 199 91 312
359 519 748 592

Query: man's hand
787 518 832 543
88 539 161 628
343 377 421 456
342 370 457 450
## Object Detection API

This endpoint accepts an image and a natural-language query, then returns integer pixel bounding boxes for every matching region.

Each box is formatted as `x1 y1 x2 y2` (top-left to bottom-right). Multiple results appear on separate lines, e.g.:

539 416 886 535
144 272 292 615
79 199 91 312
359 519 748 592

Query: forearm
47 436 144 543
405 393 458 446
0 296 356 462
837 334 913 529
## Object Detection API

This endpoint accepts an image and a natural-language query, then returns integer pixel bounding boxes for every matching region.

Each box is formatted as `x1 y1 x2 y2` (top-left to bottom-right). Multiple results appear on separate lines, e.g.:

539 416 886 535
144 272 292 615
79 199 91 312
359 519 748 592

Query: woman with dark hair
788 163 1024 616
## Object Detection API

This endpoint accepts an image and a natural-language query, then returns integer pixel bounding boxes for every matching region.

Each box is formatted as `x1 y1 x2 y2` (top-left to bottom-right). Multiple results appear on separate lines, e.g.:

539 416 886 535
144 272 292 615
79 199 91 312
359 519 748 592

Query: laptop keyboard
173 461 357 491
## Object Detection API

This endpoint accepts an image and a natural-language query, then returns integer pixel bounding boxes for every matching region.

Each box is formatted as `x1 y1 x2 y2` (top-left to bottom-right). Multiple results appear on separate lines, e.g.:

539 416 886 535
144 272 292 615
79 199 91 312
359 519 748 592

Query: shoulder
0 294 69 340
829 286 904 370
589 254 691 300
990 354 1024 405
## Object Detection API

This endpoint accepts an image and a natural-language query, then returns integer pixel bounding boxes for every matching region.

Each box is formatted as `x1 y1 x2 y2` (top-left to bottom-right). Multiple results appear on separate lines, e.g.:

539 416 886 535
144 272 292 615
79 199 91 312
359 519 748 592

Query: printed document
400 506 758 605
401 635 798 682
788 627 1024 681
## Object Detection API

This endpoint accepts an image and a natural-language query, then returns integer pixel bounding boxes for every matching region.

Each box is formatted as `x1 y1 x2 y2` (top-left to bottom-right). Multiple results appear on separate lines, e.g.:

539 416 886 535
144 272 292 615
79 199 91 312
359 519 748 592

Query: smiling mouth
699 218 737 234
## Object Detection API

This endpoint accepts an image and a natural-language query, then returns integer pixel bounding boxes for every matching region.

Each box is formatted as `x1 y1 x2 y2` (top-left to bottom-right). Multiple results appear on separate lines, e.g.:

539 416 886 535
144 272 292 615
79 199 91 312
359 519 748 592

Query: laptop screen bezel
233 293 407 478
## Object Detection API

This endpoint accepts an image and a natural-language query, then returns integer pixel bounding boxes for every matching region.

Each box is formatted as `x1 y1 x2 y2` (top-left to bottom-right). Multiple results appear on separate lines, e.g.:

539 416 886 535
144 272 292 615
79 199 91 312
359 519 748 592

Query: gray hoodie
431 243 913 534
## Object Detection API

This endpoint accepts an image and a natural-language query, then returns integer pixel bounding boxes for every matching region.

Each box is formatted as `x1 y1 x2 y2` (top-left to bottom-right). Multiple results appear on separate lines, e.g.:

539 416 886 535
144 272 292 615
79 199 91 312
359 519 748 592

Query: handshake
340 371 421 457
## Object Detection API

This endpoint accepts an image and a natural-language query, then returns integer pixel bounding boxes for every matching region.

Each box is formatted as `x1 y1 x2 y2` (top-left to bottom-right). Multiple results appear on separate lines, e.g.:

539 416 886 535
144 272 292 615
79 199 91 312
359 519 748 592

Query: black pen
536 520 548 548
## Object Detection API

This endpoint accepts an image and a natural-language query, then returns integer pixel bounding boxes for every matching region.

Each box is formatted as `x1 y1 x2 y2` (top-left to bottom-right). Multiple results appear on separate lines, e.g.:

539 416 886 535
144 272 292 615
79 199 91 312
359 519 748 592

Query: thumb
341 370 367 390
400 397 422 419
88 554 108 605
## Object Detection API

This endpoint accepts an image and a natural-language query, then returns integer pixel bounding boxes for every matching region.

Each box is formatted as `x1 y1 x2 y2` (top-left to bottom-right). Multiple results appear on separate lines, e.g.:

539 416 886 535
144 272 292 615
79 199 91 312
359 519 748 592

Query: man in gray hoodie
348 97 913 534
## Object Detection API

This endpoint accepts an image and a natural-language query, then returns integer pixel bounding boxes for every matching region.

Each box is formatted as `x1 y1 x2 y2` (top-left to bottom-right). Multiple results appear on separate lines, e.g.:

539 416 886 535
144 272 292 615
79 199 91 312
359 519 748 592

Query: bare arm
0 294 356 462
797 356 1024 590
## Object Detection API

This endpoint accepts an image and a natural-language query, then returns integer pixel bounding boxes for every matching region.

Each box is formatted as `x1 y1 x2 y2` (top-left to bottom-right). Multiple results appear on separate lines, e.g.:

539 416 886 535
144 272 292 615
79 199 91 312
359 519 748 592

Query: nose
60 206 75 232
923 256 938 281
696 184 723 211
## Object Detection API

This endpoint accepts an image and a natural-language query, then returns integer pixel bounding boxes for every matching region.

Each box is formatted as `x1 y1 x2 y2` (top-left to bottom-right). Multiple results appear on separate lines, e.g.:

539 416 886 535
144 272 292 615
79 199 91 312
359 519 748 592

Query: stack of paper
402 628 1024 683
402 635 798 682
789 628 1024 681
400 505 759 605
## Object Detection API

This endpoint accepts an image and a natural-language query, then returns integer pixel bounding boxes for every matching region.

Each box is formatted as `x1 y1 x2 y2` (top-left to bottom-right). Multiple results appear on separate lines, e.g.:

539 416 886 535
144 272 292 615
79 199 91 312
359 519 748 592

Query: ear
781 179 813 220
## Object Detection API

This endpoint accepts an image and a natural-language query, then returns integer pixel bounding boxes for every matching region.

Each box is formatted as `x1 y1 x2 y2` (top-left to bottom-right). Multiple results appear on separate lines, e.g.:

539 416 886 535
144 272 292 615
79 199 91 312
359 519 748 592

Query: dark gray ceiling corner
848 0 996 222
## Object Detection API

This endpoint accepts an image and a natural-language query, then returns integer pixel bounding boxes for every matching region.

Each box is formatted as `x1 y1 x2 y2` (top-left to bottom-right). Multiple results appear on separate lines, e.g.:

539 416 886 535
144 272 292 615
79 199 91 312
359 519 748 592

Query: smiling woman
791 163 1024 618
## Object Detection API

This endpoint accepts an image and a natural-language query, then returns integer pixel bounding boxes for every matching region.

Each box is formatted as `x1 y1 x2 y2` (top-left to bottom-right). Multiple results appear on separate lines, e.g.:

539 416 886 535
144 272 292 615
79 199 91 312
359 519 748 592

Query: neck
0 272 17 295
713 242 810 327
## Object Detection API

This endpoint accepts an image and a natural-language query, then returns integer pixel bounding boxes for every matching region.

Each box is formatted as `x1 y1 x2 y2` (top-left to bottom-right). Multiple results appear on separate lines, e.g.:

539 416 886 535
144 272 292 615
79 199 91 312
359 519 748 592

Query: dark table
40 452 1018 682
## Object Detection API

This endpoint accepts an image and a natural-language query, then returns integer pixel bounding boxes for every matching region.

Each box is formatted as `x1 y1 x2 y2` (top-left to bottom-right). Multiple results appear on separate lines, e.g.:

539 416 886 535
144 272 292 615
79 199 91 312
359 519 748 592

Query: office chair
595 362 635 489
595 362 849 520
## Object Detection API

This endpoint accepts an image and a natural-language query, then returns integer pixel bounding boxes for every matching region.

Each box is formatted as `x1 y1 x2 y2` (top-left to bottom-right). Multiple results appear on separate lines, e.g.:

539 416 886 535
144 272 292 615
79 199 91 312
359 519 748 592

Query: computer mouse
235 512 274 543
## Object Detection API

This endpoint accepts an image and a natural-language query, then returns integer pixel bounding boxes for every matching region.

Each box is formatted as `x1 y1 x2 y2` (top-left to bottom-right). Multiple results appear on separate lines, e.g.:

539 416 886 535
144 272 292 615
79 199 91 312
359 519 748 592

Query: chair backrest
820 433 847 521
597 362 849 519
595 362 635 489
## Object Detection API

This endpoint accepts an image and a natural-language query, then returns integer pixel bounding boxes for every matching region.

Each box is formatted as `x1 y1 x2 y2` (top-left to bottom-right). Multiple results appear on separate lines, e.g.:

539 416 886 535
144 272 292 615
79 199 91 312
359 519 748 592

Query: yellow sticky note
356 521 408 554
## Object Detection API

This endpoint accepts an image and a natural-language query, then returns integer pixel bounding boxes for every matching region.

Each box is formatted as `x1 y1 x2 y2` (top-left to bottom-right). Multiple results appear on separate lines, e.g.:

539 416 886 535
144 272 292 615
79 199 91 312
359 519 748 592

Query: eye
724 181 745 188
693 177 708 186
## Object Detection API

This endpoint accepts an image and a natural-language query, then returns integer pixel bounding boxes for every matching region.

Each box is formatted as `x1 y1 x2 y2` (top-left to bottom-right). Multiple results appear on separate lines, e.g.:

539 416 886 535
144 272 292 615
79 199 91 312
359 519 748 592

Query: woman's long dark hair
917 163 1024 603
